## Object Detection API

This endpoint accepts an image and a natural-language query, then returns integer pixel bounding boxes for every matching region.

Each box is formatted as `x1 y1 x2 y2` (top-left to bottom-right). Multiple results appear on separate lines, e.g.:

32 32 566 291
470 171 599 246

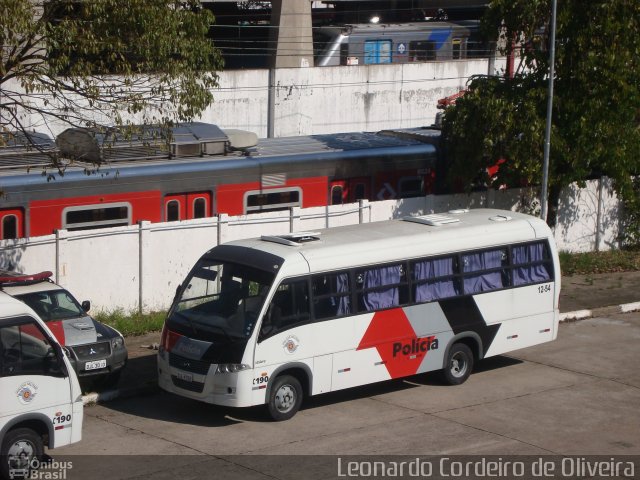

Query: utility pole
540 0 558 222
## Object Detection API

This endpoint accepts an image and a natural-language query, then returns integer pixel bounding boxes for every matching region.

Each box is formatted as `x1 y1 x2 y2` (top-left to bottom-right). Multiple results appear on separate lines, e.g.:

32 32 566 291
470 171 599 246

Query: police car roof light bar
0 270 54 285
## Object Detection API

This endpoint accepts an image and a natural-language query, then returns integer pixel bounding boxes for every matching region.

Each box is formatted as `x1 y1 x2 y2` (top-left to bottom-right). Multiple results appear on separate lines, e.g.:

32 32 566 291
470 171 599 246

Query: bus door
164 192 211 222
0 317 74 430
329 178 370 205
254 278 314 366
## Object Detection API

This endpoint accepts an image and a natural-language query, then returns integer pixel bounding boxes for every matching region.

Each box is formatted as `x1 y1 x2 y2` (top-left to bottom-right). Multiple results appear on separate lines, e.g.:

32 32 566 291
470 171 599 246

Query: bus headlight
216 364 250 374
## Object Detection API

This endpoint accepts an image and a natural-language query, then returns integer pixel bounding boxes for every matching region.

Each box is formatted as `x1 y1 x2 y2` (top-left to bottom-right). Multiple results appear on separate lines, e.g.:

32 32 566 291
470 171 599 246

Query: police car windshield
16 290 84 322
171 259 275 339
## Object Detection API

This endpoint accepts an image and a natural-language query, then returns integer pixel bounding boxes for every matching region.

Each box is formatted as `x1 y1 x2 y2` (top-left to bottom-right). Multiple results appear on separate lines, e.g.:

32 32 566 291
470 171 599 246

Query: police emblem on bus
283 335 300 354
16 381 38 404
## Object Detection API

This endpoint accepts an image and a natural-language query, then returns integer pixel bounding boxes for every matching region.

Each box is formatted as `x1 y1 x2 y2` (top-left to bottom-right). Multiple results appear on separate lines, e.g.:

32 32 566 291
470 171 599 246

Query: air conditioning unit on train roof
55 122 257 164
169 122 229 157
222 129 259 152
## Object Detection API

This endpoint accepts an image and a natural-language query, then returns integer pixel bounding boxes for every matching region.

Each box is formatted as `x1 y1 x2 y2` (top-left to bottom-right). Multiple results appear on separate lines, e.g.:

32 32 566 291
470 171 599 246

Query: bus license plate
85 359 107 371
176 371 193 382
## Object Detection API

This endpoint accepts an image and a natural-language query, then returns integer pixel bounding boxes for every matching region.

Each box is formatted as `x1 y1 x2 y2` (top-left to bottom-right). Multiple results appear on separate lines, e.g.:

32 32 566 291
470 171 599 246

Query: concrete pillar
269 0 314 68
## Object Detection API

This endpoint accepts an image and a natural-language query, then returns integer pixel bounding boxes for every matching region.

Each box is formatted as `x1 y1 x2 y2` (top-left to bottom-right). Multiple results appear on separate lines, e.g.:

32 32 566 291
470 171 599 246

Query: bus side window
412 256 460 302
511 242 552 286
462 248 508 294
1 321 63 377
312 272 351 320
356 264 408 312
262 280 310 336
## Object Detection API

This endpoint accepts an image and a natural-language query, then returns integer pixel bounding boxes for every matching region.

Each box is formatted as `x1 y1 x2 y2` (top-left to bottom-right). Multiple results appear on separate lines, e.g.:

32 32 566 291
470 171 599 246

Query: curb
83 302 640 406
559 301 640 322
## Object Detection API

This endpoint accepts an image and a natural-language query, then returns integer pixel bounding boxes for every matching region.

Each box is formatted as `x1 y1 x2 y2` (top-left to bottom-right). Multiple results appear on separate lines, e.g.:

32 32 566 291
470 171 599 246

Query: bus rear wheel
267 375 303 421
442 343 474 385
1 427 44 479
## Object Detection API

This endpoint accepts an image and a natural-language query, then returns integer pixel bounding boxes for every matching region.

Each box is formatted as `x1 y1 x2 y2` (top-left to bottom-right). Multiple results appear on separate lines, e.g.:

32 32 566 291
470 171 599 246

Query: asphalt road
49 312 640 479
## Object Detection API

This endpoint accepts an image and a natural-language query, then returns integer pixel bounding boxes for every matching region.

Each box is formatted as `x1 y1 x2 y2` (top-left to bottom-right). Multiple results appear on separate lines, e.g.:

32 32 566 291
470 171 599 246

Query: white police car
0 291 83 479
0 271 127 386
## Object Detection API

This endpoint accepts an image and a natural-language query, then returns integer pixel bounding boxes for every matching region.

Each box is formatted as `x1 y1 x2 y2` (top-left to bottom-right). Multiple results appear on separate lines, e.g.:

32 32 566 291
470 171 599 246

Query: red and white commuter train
0 123 444 240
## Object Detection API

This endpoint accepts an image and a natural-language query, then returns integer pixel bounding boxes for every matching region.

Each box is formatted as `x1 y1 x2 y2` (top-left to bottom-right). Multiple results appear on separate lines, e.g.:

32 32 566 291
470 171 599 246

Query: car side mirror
81 300 91 312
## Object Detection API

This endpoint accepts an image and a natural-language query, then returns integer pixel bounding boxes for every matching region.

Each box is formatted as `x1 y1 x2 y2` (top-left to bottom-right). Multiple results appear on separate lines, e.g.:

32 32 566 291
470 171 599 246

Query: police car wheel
267 375 303 421
1 428 44 479
442 343 474 385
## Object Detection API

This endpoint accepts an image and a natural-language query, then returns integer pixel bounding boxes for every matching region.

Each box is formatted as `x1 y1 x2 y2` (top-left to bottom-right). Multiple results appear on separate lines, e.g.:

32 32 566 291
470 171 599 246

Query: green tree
1 0 222 155
441 0 640 231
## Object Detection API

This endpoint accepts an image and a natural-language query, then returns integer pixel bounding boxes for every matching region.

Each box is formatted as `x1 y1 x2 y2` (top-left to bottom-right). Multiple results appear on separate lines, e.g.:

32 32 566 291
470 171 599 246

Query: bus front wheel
442 343 474 385
267 375 303 421
1 427 44 479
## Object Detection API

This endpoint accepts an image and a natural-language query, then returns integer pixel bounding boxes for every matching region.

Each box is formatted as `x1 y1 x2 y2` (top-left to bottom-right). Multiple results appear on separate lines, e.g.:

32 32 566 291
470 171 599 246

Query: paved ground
49 311 640 479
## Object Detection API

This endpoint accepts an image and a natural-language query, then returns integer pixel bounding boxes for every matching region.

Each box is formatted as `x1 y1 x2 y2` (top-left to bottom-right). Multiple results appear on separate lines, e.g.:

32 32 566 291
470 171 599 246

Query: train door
164 192 211 222
0 209 24 240
329 178 370 205
364 40 392 64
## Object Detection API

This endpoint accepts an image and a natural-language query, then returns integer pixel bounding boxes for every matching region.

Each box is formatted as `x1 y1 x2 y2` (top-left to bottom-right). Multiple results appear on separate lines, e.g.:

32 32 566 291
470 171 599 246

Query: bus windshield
171 258 275 339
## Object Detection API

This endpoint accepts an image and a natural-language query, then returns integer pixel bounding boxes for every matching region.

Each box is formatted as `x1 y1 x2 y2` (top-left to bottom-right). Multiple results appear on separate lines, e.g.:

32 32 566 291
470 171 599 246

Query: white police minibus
0 291 83 478
158 209 560 420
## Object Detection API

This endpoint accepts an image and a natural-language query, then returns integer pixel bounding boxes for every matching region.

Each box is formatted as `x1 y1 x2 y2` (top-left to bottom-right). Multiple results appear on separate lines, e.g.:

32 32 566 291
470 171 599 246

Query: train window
452 39 462 59
331 186 344 205
354 183 366 201
63 203 131 231
364 40 392 64
398 177 424 198
2 215 18 240
245 188 302 213
193 198 207 219
409 41 436 62
166 200 181 222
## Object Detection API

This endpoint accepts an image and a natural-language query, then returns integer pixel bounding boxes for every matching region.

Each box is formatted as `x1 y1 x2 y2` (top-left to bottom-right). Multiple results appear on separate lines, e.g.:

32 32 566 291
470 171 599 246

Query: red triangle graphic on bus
357 308 434 379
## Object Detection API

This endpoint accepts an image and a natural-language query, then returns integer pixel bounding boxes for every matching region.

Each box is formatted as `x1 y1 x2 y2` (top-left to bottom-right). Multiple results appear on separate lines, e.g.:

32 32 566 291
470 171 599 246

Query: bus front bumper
157 354 257 408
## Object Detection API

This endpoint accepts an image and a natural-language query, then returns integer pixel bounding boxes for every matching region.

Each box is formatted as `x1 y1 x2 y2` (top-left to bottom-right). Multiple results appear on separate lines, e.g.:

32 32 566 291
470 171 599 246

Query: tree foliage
441 0 640 230
1 0 222 153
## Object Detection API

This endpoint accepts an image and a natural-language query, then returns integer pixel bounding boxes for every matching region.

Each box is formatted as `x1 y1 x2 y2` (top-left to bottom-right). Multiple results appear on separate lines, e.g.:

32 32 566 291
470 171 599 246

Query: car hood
47 315 99 347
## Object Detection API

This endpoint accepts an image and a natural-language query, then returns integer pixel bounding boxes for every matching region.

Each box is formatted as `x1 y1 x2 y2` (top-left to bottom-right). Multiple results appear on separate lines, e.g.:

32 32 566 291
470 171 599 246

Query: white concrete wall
201 59 497 137
0 179 623 314
11 58 504 139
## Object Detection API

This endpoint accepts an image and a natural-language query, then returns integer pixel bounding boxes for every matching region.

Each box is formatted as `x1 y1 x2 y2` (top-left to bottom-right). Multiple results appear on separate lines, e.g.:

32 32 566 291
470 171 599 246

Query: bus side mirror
81 300 91 312
45 346 67 377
